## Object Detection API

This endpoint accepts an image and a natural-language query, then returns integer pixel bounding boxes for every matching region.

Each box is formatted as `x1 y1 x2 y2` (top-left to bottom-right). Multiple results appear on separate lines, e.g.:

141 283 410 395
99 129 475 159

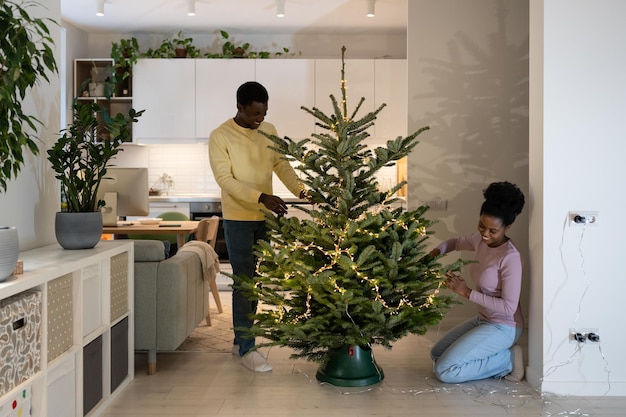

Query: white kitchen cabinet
132 59 196 141
131 58 406 144
195 59 255 139
314 59 376 140
255 59 316 139
148 202 190 219
374 60 408 142
194 59 254 138
0 241 133 417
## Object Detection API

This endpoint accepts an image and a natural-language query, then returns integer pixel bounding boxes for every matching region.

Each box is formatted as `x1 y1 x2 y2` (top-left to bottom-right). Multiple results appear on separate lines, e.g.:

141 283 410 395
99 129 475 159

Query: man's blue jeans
430 316 522 383
224 219 266 356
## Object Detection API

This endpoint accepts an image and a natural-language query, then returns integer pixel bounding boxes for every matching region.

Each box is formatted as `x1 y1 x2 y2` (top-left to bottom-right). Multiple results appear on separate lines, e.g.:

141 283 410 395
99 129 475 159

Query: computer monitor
97 167 149 226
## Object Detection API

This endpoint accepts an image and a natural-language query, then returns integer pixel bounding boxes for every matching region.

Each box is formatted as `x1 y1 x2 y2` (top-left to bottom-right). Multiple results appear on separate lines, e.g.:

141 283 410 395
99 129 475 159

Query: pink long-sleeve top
437 233 524 328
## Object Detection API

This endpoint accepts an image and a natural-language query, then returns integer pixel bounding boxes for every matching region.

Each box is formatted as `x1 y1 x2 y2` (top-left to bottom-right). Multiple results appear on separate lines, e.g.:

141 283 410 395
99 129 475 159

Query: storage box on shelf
0 241 134 417
0 386 31 417
0 291 41 397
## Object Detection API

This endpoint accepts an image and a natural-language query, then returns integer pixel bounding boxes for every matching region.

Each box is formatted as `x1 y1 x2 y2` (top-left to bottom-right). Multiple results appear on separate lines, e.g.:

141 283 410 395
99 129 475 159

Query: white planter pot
0 226 19 281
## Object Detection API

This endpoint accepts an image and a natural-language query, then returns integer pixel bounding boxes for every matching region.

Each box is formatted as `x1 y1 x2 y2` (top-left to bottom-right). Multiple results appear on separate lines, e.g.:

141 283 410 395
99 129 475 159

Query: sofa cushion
133 240 166 262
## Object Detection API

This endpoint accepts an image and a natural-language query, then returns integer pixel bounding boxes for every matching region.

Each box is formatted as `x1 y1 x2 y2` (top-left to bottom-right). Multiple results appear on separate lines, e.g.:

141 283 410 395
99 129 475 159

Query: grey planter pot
55 212 103 250
0 226 19 281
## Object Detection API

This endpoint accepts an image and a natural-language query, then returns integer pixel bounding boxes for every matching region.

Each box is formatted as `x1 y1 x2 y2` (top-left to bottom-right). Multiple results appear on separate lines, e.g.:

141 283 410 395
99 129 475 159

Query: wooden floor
100 292 626 416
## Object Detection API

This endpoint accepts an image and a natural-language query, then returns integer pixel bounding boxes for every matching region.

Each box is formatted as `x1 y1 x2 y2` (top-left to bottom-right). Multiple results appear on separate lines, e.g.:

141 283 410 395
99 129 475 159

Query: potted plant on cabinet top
143 31 200 59
46 101 144 249
0 0 57 280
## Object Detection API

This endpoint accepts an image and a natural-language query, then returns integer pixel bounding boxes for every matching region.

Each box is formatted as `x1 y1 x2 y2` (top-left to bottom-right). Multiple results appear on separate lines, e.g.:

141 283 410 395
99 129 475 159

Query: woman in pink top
429 181 525 383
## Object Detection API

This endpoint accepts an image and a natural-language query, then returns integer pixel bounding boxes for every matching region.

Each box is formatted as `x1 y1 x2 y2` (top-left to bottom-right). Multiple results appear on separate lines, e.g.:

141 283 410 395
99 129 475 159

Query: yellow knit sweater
208 118 303 221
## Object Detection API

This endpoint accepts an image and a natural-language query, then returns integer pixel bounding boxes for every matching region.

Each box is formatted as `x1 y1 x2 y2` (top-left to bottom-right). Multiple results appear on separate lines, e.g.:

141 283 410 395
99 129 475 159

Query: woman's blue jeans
224 220 266 356
430 316 522 383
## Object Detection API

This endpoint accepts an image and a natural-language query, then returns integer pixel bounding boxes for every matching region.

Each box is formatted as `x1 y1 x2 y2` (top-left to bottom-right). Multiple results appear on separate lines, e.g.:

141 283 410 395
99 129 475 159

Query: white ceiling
61 0 407 35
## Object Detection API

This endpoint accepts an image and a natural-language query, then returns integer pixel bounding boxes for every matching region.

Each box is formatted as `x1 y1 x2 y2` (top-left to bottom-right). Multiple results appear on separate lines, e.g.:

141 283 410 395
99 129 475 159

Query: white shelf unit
0 241 134 417
73 59 134 143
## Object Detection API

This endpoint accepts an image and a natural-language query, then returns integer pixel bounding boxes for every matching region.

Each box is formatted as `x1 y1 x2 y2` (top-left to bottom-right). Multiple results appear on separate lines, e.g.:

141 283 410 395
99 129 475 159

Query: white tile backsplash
115 143 398 196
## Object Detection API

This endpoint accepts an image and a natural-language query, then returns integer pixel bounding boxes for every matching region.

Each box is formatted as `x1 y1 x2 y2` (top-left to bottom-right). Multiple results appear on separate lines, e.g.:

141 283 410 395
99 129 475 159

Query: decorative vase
55 212 103 250
0 226 19 282
316 345 384 387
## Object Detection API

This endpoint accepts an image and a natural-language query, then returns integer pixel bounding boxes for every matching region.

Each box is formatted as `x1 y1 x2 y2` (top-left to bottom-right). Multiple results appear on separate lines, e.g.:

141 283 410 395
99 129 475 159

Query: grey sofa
133 240 209 374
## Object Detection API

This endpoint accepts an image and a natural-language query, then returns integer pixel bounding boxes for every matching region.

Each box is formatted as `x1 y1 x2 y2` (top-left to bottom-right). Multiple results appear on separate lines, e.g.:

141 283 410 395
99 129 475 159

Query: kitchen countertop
149 194 221 203
150 194 406 205
149 194 309 204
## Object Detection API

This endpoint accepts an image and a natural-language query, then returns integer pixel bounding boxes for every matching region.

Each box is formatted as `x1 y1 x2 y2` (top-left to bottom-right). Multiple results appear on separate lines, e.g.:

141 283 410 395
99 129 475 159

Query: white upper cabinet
374 60 408 142
195 59 255 139
133 59 196 141
314 59 376 140
255 59 316 139
131 58 406 144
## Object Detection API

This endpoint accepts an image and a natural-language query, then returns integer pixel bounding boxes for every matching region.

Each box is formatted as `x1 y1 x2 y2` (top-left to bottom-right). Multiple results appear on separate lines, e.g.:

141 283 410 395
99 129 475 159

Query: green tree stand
316 345 384 387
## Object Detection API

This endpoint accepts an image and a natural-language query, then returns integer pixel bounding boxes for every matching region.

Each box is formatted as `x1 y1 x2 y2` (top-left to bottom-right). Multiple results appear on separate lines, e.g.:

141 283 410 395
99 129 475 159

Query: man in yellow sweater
209 81 305 372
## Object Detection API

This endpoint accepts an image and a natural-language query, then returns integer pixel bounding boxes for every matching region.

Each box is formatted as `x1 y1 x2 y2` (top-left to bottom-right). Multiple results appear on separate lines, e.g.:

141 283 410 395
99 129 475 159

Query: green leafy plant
144 31 200 58
172 31 200 58
238 47 465 363
110 36 140 80
110 37 141 96
46 101 144 212
204 30 298 59
0 0 57 192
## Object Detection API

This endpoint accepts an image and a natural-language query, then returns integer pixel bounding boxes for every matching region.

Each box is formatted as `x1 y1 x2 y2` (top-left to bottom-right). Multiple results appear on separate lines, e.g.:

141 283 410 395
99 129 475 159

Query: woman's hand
444 272 472 298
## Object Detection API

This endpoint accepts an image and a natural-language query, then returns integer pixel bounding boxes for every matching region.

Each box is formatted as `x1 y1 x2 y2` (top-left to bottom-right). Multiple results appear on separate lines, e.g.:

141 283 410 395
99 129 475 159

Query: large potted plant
46 100 143 249
238 47 466 386
0 0 57 280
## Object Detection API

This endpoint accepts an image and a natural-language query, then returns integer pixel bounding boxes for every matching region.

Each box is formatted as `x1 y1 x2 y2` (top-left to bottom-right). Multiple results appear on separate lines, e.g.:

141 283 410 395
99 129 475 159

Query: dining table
102 220 200 248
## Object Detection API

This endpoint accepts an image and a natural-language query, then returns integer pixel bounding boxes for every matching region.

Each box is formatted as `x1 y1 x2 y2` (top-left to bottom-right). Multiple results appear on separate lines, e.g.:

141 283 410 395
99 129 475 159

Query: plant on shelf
47 100 144 213
110 37 140 80
237 47 465 386
110 36 141 96
46 100 144 249
0 0 58 192
144 31 200 59
204 30 297 58
172 31 200 58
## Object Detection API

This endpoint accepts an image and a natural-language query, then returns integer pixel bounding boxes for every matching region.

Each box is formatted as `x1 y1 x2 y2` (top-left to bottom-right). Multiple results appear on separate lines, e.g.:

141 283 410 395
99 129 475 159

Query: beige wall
407 0 529 326
0 0 62 250
407 0 626 396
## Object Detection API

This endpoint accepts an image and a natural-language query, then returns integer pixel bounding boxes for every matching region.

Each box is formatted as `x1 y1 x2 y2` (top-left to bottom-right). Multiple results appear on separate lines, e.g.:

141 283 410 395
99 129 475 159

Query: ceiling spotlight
96 0 105 17
366 0 375 17
276 0 285 17
187 0 196 16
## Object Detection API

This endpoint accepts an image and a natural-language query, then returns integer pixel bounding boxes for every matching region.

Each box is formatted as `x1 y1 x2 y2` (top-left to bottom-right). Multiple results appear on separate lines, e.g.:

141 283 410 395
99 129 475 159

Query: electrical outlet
569 328 600 343
568 211 599 227
419 200 448 211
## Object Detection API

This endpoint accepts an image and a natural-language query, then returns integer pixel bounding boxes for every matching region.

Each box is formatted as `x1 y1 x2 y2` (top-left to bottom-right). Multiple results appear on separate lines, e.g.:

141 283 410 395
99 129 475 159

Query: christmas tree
239 47 465 364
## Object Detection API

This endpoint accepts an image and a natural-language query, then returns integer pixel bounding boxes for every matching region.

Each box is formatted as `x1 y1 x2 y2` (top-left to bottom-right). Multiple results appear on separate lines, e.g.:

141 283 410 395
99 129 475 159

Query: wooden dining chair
195 216 223 325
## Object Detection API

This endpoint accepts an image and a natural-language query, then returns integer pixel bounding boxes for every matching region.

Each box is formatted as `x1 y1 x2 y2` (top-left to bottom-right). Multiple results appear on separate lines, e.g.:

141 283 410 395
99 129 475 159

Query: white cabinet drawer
149 202 190 219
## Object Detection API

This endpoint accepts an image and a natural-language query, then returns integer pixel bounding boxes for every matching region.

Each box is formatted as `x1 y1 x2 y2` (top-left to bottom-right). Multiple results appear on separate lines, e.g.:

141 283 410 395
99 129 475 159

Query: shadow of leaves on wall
410 0 529 237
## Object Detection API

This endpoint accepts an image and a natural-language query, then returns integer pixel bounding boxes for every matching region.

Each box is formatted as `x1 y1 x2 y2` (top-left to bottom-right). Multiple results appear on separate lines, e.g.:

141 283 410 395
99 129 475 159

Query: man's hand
259 193 288 216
